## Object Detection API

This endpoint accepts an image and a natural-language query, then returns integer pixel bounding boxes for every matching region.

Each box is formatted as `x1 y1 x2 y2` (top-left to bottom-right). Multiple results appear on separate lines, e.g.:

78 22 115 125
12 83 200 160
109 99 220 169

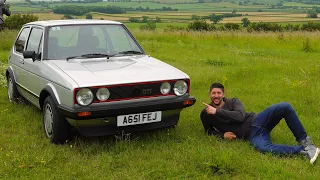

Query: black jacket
200 97 257 139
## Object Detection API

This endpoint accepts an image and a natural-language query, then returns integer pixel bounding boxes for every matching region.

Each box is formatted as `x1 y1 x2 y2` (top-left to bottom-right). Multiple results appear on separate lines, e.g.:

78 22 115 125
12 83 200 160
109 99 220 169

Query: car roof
25 19 123 27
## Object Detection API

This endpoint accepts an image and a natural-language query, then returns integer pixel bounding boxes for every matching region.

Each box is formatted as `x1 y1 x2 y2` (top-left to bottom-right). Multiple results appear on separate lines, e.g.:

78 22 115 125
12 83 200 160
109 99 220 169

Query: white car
6 20 196 144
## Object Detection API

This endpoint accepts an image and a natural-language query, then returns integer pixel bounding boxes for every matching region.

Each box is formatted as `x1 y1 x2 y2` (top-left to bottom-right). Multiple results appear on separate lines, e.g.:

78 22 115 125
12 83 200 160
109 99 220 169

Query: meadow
1 28 320 179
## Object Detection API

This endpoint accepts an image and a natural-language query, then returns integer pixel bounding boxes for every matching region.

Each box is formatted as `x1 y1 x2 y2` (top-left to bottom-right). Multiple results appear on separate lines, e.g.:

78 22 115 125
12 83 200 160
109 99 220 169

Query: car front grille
91 80 176 102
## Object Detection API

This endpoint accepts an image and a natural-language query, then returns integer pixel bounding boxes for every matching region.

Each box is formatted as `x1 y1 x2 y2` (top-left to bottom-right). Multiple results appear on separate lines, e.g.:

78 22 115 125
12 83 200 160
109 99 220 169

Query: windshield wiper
117 50 144 55
66 53 116 60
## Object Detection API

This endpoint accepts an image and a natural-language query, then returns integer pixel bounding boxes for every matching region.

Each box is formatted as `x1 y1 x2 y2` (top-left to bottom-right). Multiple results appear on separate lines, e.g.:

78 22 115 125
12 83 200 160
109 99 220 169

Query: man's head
209 82 225 107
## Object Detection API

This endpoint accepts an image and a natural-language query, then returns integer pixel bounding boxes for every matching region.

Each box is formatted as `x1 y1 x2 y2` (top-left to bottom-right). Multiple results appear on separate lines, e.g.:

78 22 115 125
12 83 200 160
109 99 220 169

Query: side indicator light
183 100 194 105
78 112 91 117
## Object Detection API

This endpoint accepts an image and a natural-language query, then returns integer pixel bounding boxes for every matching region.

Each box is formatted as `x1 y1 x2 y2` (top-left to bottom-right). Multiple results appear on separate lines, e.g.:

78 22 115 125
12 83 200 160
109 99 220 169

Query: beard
212 98 223 106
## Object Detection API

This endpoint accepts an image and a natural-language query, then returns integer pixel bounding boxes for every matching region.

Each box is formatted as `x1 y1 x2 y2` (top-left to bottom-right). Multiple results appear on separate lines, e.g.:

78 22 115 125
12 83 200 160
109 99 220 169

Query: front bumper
58 94 196 120
57 95 196 136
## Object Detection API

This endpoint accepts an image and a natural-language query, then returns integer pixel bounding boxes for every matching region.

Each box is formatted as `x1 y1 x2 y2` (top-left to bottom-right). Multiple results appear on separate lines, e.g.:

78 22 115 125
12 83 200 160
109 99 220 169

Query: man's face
209 88 224 106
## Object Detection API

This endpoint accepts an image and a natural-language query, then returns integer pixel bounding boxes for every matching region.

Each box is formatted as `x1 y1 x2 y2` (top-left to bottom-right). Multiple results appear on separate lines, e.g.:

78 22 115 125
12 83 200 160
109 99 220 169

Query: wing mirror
23 51 37 61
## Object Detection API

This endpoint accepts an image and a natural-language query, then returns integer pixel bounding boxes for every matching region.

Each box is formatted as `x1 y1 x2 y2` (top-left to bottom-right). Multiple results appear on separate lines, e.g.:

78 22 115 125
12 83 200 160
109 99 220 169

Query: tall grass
1 29 320 179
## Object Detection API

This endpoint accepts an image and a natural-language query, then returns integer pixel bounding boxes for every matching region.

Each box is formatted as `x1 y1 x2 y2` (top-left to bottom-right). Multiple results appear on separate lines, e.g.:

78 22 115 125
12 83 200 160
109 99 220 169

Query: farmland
8 0 320 24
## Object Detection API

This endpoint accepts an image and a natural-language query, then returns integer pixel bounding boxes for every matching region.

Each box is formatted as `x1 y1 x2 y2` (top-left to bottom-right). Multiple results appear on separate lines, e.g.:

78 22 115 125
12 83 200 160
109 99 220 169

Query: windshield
45 24 144 60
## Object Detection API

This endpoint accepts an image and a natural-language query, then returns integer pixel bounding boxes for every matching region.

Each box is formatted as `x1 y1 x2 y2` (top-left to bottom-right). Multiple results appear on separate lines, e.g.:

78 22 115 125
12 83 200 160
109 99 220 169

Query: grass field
1 29 320 179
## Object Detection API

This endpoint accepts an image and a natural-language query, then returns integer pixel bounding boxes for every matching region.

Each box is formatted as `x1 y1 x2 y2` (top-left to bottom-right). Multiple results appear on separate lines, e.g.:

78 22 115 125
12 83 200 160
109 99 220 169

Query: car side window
26 28 43 55
15 27 30 53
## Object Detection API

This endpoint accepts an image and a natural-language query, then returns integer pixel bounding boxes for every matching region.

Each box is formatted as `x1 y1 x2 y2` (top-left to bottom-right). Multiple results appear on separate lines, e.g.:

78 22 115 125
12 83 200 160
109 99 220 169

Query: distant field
222 12 320 23
131 0 198 3
283 2 317 7
8 1 318 24
9 6 47 12
33 10 317 25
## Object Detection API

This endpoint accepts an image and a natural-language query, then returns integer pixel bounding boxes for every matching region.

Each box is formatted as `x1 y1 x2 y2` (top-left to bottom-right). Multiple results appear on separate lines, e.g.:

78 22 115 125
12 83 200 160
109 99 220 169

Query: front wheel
43 96 70 144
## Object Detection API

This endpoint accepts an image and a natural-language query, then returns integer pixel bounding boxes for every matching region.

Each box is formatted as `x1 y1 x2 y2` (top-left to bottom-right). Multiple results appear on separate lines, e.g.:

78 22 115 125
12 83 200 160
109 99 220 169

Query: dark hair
210 82 224 92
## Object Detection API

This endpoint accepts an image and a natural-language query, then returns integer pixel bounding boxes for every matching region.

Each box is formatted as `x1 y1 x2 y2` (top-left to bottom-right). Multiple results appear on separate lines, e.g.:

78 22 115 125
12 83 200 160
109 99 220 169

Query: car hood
50 55 189 87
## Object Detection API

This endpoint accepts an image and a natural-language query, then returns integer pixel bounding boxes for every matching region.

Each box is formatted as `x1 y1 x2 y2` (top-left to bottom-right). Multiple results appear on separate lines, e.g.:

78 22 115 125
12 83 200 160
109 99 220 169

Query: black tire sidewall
43 96 70 144
8 74 19 101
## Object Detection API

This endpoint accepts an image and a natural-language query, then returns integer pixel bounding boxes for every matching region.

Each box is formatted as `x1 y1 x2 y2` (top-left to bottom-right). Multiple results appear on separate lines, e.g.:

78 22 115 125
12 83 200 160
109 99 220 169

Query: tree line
186 20 320 32
53 5 178 16
126 6 178 12
53 5 126 16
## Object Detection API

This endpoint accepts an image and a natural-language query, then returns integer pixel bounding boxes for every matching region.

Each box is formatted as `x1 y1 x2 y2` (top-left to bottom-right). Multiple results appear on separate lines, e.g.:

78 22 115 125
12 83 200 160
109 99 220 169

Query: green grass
1 29 320 179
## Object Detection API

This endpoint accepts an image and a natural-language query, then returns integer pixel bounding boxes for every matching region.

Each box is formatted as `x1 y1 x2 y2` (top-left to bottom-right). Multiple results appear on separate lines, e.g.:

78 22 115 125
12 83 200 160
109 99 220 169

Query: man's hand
224 132 237 140
203 102 217 115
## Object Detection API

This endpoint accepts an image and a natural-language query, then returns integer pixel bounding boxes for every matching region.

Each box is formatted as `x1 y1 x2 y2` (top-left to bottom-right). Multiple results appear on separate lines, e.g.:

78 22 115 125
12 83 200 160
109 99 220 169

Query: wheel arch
6 67 16 82
40 84 61 111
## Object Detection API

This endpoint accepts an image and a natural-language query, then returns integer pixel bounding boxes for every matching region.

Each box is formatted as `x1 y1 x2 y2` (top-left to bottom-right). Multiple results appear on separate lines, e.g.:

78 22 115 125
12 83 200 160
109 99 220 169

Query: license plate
117 111 162 127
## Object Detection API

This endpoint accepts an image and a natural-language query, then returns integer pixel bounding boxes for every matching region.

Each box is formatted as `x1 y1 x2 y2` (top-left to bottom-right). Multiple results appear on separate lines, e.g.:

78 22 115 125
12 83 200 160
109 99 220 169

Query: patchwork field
8 0 320 24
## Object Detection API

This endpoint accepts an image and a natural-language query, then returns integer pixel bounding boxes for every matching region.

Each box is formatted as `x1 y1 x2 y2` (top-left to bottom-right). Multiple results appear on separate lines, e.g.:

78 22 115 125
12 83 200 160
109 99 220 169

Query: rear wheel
7 74 20 103
43 96 70 144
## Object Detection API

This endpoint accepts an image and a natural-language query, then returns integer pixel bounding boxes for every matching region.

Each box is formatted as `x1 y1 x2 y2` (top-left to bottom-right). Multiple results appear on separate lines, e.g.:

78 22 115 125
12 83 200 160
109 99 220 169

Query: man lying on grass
200 82 319 164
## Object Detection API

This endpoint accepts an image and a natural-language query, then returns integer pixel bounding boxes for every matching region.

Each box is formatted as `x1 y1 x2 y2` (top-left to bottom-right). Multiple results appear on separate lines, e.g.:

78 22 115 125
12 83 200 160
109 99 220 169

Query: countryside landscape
2 0 320 179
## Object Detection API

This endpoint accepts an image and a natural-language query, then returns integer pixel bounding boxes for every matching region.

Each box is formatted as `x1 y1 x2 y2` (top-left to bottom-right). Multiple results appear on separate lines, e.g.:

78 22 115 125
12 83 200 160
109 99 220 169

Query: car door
19 26 44 107
10 27 31 97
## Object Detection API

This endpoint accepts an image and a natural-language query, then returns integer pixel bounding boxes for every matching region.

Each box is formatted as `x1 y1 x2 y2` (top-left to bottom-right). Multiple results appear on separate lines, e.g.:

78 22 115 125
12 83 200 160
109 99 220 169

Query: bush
284 24 300 31
3 14 39 30
188 20 211 31
301 21 320 31
224 23 240 30
62 14 74 19
155 17 161 23
163 25 185 32
307 10 318 18
191 14 200 20
139 22 156 31
86 13 93 19
129 17 139 23
141 16 149 23
248 22 282 32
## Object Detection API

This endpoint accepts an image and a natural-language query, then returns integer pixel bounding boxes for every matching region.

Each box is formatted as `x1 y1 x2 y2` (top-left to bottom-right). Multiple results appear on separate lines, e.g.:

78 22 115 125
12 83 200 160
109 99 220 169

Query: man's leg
250 102 319 163
250 102 307 154
200 109 212 132
252 102 307 142
200 109 223 137
250 127 304 154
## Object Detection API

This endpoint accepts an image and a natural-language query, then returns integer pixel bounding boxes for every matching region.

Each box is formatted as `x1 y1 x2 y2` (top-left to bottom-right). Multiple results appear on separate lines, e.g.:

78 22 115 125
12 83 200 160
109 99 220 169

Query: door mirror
23 51 36 61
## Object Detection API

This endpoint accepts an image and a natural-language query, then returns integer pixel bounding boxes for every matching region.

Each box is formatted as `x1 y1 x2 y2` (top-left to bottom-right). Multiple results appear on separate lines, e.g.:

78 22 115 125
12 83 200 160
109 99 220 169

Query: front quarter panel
39 61 78 108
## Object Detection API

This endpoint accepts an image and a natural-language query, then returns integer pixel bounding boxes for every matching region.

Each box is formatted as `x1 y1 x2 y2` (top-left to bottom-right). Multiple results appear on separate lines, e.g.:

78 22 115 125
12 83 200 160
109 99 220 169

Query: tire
43 96 70 144
7 74 20 103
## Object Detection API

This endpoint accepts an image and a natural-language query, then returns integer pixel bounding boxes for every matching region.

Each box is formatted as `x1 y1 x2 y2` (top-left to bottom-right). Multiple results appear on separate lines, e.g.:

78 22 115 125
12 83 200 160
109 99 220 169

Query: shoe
300 146 320 164
299 136 320 164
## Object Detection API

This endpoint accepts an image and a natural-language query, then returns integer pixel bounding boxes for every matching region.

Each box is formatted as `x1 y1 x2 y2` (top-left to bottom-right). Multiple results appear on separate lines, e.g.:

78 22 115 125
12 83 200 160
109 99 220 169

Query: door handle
20 59 24 64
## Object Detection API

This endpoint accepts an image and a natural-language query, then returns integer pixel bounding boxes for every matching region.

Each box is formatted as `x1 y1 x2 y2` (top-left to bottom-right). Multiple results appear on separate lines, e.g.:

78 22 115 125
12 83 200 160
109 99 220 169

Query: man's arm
207 128 224 138
208 129 237 140
215 98 246 123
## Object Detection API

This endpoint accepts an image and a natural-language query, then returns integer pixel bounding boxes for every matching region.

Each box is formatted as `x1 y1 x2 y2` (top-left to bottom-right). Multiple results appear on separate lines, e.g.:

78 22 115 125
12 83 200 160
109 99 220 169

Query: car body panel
50 55 188 87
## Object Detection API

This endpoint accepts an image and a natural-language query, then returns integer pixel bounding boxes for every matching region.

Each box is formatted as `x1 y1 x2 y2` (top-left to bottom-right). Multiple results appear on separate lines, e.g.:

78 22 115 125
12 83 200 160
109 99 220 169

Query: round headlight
76 88 93 106
96 88 110 101
160 82 171 95
173 80 188 96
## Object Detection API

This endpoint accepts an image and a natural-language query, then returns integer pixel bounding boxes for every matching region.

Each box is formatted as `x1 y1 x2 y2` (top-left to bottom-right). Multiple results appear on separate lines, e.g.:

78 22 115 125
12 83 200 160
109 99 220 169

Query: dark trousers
250 102 306 154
